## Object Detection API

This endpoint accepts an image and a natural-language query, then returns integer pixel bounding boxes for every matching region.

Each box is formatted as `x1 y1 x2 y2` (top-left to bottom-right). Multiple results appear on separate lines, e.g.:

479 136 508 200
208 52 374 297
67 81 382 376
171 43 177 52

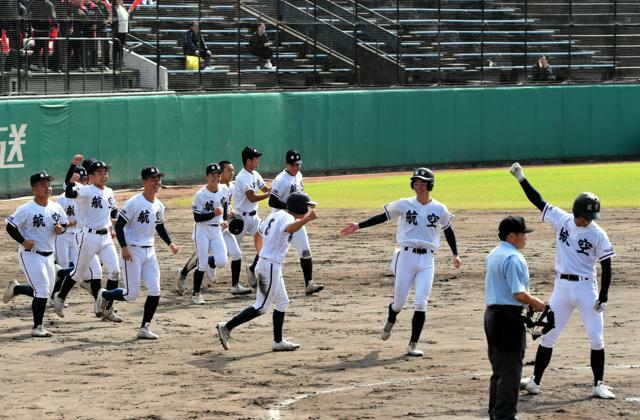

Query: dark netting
1 0 639 95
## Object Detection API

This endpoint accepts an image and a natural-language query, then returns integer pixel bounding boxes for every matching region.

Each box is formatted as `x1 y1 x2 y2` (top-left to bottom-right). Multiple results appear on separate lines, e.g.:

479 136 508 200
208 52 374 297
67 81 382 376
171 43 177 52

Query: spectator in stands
112 0 133 71
28 0 58 71
249 22 275 70
183 21 213 70
0 0 21 72
95 0 111 71
532 55 556 82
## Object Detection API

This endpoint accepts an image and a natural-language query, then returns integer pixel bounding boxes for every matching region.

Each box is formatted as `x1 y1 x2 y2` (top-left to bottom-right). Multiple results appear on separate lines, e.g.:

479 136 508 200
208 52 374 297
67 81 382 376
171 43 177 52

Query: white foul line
267 364 640 419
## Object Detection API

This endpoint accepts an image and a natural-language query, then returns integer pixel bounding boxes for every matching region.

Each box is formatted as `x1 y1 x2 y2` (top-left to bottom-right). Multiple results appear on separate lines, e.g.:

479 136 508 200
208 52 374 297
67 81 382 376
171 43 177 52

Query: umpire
484 216 546 420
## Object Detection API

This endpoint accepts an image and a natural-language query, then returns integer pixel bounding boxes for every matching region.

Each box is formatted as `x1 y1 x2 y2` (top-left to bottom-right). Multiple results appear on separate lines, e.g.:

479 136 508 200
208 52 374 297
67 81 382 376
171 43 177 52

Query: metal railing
1 0 639 96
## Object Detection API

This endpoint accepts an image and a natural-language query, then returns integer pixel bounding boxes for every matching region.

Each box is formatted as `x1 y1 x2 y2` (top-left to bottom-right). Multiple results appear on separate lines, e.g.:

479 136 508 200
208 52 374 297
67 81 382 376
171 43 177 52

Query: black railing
1 0 639 96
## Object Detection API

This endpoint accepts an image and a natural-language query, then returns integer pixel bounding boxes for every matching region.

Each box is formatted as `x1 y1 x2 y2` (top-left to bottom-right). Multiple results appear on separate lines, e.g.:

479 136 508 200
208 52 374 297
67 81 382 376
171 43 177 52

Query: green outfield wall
1 84 640 196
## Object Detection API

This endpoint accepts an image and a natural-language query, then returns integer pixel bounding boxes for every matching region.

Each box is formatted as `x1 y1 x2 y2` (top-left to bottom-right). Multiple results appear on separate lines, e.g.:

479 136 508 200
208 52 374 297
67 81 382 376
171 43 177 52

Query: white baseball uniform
384 197 454 312
253 211 295 314
233 167 266 238
223 182 242 261
118 193 165 301
539 203 615 350
55 192 80 269
7 200 68 298
270 169 310 258
192 185 229 273
69 184 120 282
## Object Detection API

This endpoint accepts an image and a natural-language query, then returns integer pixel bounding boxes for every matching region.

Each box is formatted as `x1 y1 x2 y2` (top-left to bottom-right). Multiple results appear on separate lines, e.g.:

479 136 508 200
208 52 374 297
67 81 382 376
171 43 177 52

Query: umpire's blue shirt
485 241 529 307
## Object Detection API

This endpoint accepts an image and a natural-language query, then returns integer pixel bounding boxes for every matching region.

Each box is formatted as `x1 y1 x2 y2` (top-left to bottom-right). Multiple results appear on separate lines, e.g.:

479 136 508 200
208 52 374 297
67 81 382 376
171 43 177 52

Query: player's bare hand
509 162 525 181
340 223 358 236
306 209 319 221
214 207 223 216
169 243 179 255
22 240 35 250
122 246 132 262
72 154 84 166
220 221 228 230
530 298 546 312
109 227 116 239
594 300 606 313
54 224 64 235
452 255 462 269
70 173 81 183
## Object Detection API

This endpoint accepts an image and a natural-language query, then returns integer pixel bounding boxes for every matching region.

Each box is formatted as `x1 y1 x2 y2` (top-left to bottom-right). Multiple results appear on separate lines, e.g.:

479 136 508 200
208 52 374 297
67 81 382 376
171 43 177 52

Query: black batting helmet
410 167 435 191
572 192 601 220
286 192 316 215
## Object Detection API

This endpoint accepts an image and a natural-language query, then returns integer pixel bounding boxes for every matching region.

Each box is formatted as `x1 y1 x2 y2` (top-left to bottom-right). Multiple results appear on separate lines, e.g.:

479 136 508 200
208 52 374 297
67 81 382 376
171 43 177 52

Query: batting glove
509 162 525 181
594 300 607 313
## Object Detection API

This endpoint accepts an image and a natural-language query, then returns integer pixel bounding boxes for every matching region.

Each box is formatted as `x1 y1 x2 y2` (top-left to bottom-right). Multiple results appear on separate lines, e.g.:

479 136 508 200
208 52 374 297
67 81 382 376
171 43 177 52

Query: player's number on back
264 218 275 236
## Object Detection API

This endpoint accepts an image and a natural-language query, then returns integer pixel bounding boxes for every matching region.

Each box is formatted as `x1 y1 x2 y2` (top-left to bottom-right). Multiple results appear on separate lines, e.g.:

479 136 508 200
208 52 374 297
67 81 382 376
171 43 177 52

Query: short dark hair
218 160 232 171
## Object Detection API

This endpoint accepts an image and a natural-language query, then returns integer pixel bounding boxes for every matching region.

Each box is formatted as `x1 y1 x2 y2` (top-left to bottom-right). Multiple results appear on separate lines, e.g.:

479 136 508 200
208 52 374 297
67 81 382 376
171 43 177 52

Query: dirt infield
0 186 638 419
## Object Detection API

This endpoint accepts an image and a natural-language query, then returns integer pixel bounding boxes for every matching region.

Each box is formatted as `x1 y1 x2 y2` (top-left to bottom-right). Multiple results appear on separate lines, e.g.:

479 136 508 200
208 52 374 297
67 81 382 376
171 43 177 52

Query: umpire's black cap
499 215 534 239
30 171 54 186
141 166 165 180
242 146 263 161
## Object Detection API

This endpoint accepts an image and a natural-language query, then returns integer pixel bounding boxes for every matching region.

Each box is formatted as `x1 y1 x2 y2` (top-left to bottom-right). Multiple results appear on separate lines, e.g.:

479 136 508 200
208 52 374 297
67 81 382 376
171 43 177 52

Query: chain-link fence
1 0 639 95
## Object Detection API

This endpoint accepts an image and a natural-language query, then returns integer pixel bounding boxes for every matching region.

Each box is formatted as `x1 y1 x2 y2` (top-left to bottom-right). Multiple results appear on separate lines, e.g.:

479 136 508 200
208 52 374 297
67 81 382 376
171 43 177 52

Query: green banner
2 85 640 197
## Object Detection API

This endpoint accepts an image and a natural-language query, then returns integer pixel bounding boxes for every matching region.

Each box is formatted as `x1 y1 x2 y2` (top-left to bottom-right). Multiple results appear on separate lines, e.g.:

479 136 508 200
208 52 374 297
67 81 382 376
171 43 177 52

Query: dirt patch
0 190 638 419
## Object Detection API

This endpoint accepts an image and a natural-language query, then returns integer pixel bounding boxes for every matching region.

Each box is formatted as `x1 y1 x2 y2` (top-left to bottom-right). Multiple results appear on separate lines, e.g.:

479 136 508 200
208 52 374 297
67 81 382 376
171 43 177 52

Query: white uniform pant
193 224 228 272
233 213 261 240
55 231 79 268
253 259 289 313
223 229 242 261
291 225 311 258
540 276 604 350
18 250 55 299
71 230 120 281
390 247 435 312
121 245 160 301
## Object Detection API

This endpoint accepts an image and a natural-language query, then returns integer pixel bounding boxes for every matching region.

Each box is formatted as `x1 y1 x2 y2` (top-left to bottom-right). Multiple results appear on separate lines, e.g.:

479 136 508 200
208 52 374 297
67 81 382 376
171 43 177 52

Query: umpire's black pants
484 305 526 420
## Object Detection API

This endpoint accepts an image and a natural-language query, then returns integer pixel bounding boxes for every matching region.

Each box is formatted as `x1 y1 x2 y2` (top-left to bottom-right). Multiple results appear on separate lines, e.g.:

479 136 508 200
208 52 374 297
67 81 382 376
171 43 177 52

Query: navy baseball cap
499 215 534 239
285 149 302 165
141 165 165 180
88 160 111 174
74 166 88 179
30 171 54 186
205 163 221 175
241 146 263 161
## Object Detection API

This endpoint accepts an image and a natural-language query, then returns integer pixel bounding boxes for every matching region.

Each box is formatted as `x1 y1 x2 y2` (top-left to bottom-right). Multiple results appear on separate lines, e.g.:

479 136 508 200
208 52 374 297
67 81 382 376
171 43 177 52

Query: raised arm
509 163 547 212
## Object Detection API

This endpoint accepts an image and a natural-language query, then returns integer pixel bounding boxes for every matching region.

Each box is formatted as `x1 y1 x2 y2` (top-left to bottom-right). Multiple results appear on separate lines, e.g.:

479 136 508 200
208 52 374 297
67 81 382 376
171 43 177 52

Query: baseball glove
228 218 244 235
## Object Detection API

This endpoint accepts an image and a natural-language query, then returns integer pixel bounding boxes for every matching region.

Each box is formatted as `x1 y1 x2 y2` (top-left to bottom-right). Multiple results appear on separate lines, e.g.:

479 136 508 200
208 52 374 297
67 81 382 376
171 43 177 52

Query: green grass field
175 162 640 211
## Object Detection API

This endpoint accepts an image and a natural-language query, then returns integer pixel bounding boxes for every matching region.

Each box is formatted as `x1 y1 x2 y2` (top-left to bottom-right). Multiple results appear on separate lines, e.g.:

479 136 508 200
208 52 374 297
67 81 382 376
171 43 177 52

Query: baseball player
49 165 89 302
341 168 462 356
233 146 271 287
269 149 323 295
216 192 319 352
510 163 616 399
176 160 251 296
55 165 87 269
96 166 179 339
189 163 229 305
53 155 122 322
4 171 68 337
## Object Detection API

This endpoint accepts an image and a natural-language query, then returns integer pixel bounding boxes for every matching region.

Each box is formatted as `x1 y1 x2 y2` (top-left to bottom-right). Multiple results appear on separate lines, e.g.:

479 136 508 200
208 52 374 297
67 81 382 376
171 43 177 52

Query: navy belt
208 223 219 227
403 246 431 254
560 274 589 281
240 210 257 216
25 249 53 257
131 244 153 248
87 228 108 235
487 305 523 312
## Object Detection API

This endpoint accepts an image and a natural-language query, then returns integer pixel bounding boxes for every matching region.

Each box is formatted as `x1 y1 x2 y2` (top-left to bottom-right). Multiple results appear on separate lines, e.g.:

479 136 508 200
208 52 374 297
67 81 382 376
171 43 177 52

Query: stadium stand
1 0 638 95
